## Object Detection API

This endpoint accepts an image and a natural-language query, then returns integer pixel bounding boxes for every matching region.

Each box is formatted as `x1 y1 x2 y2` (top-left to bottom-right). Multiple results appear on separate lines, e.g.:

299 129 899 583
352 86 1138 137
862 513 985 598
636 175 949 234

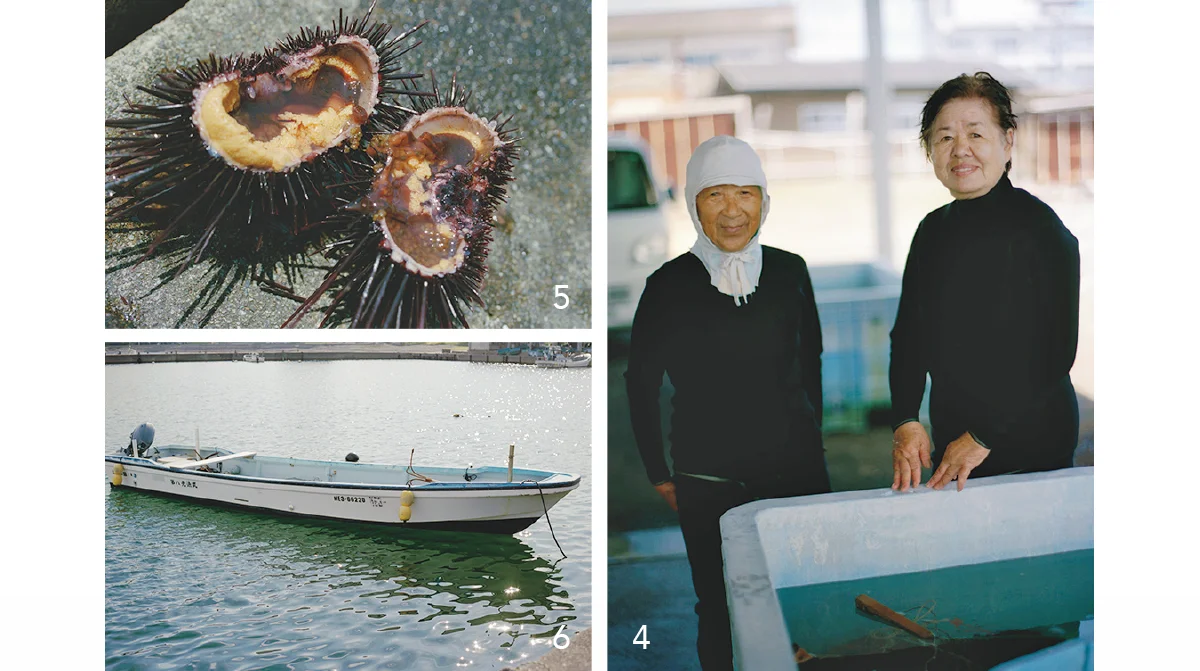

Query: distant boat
535 352 591 368
106 424 580 534
242 352 265 363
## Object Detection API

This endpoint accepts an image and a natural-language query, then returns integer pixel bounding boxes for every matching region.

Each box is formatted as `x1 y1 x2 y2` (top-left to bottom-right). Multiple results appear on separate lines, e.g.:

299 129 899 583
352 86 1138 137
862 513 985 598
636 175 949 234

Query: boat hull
105 455 579 534
535 360 590 368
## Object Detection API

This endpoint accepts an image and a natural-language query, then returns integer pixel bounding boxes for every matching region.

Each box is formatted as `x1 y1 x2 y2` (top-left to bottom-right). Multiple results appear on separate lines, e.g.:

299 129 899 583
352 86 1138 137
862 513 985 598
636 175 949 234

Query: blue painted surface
811 263 902 433
722 469 1094 670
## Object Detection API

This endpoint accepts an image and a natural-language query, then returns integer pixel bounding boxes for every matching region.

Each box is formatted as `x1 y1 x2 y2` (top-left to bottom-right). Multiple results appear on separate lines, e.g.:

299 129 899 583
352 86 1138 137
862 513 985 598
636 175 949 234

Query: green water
777 549 1093 663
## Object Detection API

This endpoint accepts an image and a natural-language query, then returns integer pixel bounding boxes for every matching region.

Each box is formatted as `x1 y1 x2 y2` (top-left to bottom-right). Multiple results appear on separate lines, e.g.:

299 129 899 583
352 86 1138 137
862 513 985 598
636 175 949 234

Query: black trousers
674 466 832 671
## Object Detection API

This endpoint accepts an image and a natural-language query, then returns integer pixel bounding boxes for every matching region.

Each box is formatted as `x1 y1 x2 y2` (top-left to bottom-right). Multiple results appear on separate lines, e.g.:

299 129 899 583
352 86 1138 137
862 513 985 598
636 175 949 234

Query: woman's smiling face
696 184 763 252
929 97 1014 200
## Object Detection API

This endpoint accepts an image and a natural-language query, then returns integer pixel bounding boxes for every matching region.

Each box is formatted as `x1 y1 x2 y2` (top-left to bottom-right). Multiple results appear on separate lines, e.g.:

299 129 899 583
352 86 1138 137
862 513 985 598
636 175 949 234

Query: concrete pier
104 343 543 366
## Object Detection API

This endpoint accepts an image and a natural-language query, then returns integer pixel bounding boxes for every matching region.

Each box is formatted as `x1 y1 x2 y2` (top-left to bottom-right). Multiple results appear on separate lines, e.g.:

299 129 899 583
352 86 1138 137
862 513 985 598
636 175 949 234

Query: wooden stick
854 594 934 640
169 451 257 470
792 643 815 664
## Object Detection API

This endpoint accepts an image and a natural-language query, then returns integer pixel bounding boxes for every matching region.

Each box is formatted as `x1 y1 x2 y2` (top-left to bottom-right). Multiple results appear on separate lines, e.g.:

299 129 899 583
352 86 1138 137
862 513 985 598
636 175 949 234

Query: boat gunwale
104 454 582 492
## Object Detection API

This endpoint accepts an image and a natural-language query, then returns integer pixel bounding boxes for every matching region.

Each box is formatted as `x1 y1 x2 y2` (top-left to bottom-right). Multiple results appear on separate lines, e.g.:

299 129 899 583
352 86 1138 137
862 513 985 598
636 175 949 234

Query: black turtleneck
889 174 1080 473
625 247 826 486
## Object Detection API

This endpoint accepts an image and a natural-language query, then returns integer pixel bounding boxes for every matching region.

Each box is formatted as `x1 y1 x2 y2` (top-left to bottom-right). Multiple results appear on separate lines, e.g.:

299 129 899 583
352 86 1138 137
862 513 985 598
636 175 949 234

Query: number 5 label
553 285 569 309
633 624 650 649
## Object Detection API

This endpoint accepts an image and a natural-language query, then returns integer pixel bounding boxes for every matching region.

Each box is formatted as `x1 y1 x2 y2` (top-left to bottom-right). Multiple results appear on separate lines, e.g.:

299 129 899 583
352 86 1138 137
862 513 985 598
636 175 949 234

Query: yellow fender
111 464 124 486
399 490 415 522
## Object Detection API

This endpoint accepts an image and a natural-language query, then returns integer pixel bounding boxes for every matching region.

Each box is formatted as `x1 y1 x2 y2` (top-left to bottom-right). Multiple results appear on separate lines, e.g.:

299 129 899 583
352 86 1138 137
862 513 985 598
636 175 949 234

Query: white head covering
685 135 770 306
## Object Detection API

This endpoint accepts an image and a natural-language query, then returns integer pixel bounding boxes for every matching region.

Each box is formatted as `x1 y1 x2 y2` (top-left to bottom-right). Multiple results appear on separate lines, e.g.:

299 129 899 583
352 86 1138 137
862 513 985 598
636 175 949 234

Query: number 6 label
552 624 570 649
553 285 569 309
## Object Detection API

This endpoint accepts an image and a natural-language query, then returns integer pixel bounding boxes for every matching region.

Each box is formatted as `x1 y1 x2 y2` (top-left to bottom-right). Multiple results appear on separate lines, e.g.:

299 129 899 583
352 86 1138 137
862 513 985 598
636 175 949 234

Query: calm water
778 549 1093 663
105 359 591 670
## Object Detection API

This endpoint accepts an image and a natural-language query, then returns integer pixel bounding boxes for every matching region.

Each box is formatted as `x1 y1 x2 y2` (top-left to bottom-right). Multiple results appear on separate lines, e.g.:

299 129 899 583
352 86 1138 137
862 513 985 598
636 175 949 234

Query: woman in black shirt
625 134 830 671
890 73 1081 492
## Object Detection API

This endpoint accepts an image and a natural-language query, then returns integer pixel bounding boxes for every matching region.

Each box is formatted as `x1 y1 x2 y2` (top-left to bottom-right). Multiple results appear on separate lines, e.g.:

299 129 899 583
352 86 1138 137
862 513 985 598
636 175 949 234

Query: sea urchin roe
381 214 466 276
192 37 380 172
362 107 505 278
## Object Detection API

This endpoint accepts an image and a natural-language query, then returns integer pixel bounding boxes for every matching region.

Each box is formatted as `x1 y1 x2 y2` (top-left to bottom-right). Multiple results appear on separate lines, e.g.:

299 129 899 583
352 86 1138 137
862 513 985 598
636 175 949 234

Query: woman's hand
927 432 991 491
892 422 933 492
654 481 678 511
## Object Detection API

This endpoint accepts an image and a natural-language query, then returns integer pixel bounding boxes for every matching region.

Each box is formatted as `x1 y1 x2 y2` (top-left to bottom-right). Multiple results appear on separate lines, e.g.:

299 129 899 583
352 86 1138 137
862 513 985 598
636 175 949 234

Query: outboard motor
127 423 155 457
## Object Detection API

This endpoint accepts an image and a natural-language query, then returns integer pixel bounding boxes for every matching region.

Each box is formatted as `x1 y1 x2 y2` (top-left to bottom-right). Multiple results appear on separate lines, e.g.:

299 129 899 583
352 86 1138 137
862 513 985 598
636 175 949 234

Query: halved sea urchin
284 76 520 329
104 7 428 323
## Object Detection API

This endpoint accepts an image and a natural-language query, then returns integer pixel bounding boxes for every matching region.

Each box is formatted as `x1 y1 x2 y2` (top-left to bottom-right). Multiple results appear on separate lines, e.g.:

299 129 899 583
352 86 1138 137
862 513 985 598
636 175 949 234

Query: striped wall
610 113 737 189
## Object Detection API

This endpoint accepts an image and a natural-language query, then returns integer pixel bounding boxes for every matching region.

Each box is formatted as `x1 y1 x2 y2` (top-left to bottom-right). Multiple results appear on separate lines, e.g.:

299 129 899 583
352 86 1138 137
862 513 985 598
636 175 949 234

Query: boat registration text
333 495 386 508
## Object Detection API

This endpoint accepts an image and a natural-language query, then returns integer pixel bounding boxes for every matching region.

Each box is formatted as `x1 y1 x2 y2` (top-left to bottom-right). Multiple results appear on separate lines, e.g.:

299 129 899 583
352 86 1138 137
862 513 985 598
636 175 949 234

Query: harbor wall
106 350 540 366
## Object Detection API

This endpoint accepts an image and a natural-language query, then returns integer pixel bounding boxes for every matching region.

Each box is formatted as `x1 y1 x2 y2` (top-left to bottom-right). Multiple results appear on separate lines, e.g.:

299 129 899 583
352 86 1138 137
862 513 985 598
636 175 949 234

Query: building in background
609 0 789 190
925 0 1094 92
712 59 1028 179
1018 92 1093 187
609 0 795 103
920 0 1094 187
610 0 1092 187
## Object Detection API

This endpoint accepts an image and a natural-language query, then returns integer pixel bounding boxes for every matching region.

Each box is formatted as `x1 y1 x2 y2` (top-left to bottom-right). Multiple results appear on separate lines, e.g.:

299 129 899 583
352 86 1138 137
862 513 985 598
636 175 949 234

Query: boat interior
123 444 567 487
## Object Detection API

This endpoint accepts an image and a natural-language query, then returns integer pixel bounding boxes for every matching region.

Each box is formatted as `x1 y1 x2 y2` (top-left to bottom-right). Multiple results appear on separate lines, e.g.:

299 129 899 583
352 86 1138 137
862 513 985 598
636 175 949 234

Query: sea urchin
284 76 520 329
104 6 428 324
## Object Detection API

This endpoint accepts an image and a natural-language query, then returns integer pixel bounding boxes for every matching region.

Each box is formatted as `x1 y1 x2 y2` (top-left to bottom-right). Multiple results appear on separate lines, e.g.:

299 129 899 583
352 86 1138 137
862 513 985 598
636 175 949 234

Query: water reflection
106 486 577 667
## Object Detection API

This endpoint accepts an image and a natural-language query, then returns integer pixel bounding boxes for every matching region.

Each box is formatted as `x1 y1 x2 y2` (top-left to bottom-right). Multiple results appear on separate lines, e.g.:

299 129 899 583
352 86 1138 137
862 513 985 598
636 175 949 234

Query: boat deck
111 445 576 490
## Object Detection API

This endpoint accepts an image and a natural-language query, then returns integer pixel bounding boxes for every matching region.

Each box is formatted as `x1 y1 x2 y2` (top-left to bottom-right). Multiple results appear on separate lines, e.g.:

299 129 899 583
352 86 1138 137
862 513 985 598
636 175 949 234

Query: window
891 95 926 130
797 101 847 132
608 150 658 210
683 53 717 66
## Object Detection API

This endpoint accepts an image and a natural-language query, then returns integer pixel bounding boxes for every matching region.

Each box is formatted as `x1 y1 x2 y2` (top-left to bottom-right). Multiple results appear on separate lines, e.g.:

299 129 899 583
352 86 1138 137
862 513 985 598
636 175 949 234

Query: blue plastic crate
811 263 902 433
821 350 865 433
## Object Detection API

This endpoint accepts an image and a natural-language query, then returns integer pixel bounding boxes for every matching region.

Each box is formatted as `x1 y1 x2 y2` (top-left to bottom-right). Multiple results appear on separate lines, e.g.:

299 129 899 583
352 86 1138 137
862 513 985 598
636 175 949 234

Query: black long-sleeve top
625 247 826 485
889 174 1080 472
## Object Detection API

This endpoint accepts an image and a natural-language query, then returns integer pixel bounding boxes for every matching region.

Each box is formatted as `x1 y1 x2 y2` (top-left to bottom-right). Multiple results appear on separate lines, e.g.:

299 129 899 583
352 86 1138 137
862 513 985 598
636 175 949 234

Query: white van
608 133 672 330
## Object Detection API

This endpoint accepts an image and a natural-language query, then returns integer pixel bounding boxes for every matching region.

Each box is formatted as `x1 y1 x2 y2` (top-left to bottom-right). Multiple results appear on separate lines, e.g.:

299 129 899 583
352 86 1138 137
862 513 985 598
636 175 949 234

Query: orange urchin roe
193 40 379 172
359 107 505 277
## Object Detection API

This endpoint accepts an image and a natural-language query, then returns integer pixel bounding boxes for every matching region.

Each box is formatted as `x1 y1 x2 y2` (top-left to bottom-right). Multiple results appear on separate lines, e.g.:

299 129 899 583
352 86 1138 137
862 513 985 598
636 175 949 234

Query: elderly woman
625 135 831 671
890 72 1081 492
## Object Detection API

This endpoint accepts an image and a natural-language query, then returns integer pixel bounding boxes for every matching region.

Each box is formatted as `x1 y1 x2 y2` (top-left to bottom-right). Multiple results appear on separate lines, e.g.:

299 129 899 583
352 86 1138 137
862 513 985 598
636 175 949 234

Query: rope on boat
524 479 566 560
405 449 434 485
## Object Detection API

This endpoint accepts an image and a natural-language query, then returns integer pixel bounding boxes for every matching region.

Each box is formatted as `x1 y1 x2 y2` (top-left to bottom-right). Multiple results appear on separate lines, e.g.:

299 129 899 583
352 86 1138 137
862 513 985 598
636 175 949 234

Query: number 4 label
633 624 650 649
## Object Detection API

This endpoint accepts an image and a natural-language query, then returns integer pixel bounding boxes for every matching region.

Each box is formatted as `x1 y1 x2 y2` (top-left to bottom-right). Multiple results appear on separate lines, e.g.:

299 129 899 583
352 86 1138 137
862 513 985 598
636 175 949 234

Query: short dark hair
919 72 1017 173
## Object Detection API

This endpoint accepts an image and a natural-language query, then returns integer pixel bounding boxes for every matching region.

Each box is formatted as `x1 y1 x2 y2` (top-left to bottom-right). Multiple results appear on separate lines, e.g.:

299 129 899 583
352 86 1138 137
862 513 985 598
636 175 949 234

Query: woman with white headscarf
624 135 831 671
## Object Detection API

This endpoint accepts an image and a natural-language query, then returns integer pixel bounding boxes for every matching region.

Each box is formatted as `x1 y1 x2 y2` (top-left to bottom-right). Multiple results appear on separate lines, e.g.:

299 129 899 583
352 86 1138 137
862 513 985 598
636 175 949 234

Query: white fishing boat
242 352 265 363
105 424 581 534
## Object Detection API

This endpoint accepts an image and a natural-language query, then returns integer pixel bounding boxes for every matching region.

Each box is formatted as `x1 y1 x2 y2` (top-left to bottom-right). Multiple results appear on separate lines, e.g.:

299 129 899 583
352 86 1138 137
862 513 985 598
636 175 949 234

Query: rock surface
507 627 592 670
